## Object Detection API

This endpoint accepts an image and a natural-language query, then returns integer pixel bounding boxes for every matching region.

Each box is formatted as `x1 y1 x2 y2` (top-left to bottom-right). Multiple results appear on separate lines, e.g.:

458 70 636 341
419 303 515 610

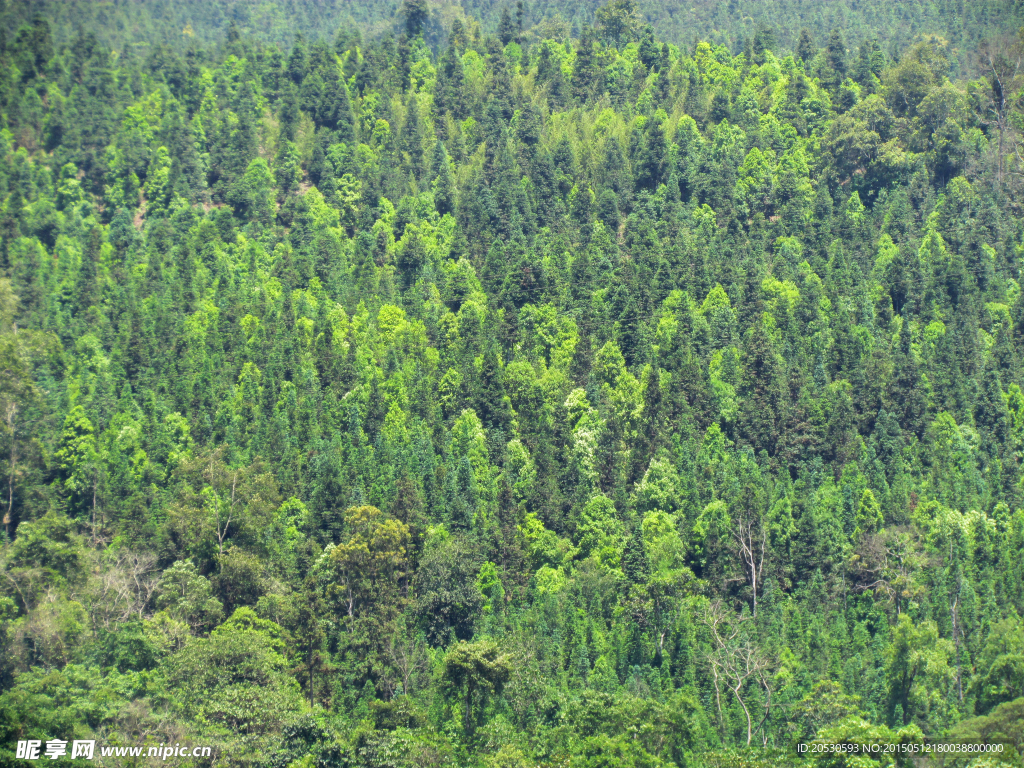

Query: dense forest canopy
2 0 1024 766
4 0 1024 73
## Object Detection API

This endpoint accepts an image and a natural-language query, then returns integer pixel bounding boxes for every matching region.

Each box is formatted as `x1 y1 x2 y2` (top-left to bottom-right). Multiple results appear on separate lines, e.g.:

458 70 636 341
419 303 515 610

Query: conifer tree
572 27 600 104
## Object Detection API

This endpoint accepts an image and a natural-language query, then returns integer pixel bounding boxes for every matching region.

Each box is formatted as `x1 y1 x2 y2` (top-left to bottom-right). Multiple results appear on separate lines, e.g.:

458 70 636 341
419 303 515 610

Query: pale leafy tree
850 527 926 618
10 599 88 670
336 173 362 230
163 608 303 736
885 614 956 728
238 157 276 225
441 639 512 738
595 0 641 47
143 145 173 211
53 405 102 534
166 448 280 560
154 559 224 634
978 30 1024 185
811 717 924 767
328 505 410 619
789 680 865 743
4 511 87 609
950 698 1024 755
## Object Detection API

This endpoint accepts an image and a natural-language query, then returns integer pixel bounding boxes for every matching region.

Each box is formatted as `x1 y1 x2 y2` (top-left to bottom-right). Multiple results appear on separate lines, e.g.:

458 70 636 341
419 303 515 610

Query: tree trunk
5 402 15 538
733 682 753 746
710 664 724 739
952 590 963 702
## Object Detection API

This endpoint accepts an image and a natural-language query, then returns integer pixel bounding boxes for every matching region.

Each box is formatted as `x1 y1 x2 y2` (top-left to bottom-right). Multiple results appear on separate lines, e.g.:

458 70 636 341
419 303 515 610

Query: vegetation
2 1 1024 766
4 0 1024 72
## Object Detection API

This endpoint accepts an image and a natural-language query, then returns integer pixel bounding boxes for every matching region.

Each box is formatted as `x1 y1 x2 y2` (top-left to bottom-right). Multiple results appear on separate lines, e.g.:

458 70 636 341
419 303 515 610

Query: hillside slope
1 3 1024 767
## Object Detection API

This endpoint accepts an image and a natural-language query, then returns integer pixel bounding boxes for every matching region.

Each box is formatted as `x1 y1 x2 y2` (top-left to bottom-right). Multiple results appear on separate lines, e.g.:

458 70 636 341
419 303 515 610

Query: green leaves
2 9 1024 765
811 717 923 768
53 406 99 518
327 505 411 620
7 512 87 596
154 560 224 634
885 615 956 728
575 494 625 569
440 639 511 738
162 611 303 735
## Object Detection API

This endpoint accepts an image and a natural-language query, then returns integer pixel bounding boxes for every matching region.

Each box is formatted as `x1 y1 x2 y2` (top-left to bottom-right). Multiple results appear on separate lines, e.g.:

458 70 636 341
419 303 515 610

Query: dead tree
732 511 767 617
701 599 774 747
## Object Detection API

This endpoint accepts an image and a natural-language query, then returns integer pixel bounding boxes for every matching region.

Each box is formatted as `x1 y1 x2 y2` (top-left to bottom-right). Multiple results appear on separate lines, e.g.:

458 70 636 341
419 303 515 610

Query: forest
1 0 1024 765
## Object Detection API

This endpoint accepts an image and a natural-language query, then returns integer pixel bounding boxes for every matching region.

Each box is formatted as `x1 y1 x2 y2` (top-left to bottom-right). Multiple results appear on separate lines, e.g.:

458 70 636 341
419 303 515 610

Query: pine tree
401 0 429 38
635 116 668 192
622 524 651 585
434 43 467 126
498 6 517 46
76 225 103 316
796 29 816 64
432 141 456 215
572 27 600 104
823 29 848 91
287 36 308 84
739 318 788 457
889 326 926 445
